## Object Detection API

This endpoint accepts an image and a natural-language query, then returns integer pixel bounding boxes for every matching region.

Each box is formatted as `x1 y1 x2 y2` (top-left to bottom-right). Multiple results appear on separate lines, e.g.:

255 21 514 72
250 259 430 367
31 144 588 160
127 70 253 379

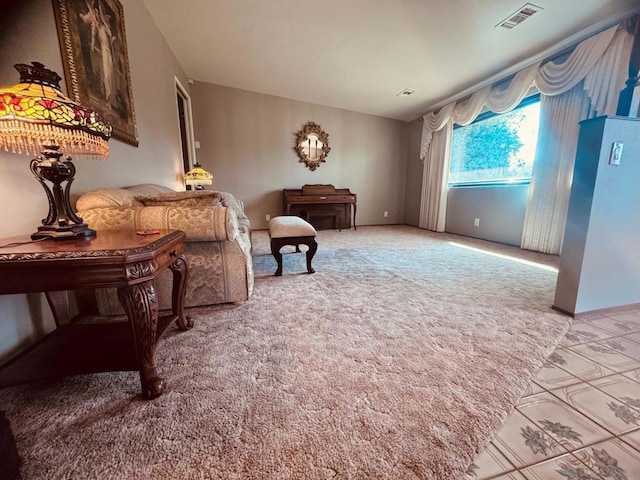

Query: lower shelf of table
0 315 174 388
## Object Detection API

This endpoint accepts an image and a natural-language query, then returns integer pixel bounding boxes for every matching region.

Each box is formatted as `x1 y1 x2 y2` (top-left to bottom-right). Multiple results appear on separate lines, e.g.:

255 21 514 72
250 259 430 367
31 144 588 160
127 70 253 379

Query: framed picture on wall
53 0 138 146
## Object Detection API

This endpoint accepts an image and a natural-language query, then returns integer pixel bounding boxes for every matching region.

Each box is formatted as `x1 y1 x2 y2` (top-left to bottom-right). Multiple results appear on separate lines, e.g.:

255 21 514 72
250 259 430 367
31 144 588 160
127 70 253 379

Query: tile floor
465 307 640 480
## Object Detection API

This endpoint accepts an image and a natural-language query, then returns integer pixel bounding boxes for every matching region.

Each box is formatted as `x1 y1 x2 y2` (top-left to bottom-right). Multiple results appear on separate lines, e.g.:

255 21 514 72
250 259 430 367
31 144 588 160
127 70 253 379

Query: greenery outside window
449 96 540 186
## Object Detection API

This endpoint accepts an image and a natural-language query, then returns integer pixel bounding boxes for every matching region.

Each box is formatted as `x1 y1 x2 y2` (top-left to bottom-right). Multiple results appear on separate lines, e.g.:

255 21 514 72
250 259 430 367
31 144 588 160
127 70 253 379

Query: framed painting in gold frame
53 0 138 146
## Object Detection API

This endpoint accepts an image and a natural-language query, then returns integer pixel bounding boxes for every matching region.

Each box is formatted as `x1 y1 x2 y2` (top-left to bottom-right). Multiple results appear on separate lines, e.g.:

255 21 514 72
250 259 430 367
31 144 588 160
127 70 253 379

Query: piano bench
269 216 318 276
301 208 342 231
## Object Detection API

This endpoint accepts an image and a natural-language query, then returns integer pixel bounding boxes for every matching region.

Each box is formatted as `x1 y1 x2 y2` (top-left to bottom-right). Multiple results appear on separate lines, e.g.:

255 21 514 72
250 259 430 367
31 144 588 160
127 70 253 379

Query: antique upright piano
283 184 357 230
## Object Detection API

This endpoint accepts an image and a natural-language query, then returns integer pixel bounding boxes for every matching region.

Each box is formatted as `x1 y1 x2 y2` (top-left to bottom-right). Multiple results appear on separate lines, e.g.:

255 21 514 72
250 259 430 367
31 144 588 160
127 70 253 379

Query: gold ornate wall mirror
294 122 331 171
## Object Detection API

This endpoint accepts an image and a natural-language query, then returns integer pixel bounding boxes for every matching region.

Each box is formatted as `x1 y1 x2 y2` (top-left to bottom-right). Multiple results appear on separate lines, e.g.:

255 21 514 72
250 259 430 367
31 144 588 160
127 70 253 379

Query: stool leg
271 240 283 276
306 238 317 274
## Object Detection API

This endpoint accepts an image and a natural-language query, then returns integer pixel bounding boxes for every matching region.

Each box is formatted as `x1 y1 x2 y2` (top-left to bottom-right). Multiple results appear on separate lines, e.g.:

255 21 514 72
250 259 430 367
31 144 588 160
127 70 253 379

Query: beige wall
0 0 189 361
191 82 408 230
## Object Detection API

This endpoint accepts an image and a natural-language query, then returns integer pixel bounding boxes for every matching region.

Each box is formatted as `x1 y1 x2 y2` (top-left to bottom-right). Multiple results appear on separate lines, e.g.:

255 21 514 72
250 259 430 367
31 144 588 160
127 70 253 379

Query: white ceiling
141 0 640 122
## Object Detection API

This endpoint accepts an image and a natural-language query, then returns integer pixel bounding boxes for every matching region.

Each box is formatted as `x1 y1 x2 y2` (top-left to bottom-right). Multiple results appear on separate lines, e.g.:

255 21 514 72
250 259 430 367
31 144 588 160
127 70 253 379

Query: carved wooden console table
0 229 191 399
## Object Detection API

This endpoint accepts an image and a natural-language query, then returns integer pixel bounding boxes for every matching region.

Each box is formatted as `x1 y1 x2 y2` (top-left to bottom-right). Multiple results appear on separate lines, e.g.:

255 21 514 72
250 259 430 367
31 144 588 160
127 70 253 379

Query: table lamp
184 163 213 190
0 62 112 240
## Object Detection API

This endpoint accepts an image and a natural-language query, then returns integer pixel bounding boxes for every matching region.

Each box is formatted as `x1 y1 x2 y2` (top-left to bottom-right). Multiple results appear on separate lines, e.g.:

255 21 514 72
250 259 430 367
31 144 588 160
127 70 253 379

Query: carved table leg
169 253 193 330
117 280 165 399
45 290 71 327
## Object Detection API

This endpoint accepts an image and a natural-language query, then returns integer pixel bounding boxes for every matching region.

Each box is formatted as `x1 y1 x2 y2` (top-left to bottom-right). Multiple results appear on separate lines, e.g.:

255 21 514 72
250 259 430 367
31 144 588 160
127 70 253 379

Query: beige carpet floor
0 225 571 479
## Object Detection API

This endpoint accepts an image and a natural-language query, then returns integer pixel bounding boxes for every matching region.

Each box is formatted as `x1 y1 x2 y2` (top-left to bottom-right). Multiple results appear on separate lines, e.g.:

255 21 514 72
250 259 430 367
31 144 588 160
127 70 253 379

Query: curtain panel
521 84 590 254
419 122 452 231
418 23 632 242
522 27 633 253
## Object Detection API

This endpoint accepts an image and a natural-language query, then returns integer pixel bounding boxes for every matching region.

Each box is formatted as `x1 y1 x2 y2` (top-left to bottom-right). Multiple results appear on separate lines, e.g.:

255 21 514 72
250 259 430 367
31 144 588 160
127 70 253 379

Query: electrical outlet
265 214 270 221
383 211 388 218
474 218 480 227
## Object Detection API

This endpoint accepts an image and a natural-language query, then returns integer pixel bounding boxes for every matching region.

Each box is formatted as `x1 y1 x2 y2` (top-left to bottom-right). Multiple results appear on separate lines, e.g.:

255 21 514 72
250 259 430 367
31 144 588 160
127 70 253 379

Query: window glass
449 99 540 185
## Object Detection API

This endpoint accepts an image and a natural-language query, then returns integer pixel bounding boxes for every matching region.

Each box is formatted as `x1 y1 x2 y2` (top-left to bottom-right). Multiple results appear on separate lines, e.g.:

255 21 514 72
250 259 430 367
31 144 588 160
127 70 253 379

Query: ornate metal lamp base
31 223 96 241
30 145 96 241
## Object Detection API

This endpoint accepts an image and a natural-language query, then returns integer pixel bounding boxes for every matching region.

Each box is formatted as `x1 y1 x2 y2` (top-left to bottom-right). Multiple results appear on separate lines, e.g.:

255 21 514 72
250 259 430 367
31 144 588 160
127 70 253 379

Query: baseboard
551 305 574 317
552 302 640 320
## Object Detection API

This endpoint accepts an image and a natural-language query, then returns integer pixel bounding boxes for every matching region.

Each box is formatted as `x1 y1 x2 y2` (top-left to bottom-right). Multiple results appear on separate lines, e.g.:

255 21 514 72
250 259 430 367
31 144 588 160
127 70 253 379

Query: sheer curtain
419 122 451 231
521 84 590 253
418 23 632 244
521 25 633 253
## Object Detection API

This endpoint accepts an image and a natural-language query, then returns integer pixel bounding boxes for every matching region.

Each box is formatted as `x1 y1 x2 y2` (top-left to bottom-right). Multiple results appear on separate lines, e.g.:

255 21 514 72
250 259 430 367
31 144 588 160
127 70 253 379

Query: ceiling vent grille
497 3 543 29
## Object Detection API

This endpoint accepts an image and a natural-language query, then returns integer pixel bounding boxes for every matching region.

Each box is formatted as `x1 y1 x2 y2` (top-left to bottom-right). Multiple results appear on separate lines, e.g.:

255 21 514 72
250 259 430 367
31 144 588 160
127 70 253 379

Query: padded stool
268 216 318 276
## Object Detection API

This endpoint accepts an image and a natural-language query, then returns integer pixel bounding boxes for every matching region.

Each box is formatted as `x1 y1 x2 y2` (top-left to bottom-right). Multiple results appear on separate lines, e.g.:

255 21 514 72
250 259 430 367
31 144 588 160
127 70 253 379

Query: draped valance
420 25 625 159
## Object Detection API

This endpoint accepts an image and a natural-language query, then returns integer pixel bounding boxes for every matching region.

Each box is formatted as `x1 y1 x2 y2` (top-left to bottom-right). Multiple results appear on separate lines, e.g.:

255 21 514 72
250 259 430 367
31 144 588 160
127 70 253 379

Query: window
449 97 540 186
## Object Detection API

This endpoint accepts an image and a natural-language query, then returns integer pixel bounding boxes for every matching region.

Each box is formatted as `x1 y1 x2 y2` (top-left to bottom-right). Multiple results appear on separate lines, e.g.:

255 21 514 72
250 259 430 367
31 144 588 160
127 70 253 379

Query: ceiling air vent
497 3 543 29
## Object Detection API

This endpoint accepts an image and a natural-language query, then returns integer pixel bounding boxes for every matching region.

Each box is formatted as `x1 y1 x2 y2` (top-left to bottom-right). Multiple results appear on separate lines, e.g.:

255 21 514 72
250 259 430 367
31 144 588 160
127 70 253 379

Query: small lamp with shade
184 163 213 190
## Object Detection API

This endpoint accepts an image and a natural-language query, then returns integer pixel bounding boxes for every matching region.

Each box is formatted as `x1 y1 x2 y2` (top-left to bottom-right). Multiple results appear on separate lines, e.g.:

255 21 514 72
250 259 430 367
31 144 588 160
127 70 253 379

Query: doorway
175 78 196 188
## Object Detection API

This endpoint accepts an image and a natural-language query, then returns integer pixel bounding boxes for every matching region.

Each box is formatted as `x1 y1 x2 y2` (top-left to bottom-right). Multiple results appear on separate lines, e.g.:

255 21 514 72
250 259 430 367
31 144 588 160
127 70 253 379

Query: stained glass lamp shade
0 62 112 240
184 163 213 190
